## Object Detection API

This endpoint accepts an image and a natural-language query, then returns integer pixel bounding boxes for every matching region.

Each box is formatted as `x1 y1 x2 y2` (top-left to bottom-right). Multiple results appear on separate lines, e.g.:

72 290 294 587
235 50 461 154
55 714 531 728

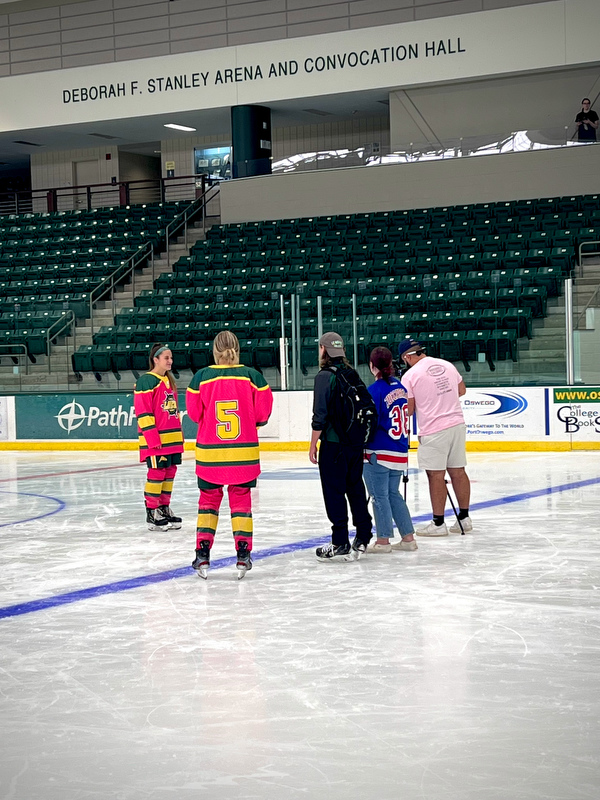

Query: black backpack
327 365 378 446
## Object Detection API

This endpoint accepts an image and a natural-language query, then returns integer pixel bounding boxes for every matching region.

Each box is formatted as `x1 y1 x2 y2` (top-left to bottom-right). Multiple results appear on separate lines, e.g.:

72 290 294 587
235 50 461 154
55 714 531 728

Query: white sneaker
367 542 392 553
449 516 473 533
416 521 448 537
391 539 418 551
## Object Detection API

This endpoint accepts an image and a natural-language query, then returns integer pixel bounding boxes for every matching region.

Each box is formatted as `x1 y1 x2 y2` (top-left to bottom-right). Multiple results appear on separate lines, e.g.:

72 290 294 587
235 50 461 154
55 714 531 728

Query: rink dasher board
0 388 599 450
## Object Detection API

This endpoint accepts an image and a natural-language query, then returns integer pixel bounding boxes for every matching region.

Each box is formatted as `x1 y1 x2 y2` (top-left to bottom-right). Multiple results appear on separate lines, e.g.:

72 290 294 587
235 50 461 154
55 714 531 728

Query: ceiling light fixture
164 123 196 132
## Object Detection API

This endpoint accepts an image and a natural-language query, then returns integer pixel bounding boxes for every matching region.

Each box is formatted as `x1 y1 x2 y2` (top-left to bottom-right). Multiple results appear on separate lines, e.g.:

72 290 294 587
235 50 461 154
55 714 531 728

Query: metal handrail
165 185 220 267
45 310 76 375
87 185 219 334
0 173 210 215
88 241 153 334
578 240 600 278
0 343 28 391
575 240 600 330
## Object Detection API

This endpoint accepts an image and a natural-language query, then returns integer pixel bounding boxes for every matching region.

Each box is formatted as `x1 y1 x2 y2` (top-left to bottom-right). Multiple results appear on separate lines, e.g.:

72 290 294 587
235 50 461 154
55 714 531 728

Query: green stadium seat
131 343 153 372
91 344 113 373
489 329 517 362
171 341 192 371
111 344 134 375
463 329 491 368
479 308 504 330
454 309 481 330
72 344 94 374
414 332 440 358
503 307 532 339
438 331 464 366
191 341 213 371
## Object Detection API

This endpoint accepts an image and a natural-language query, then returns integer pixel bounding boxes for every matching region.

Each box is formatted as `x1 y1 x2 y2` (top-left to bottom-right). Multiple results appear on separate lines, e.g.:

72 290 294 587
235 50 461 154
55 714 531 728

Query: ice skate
146 506 170 531
315 542 356 562
158 505 182 530
351 538 368 560
192 540 211 579
236 541 252 579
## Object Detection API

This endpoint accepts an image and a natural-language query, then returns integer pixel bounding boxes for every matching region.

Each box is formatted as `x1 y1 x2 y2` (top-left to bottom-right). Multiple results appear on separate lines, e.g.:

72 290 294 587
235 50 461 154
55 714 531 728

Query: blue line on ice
1 474 599 620
0 489 66 529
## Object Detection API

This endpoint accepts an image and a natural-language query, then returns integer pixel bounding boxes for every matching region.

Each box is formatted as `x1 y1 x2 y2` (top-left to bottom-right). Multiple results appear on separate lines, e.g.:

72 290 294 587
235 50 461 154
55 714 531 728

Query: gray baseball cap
320 332 345 357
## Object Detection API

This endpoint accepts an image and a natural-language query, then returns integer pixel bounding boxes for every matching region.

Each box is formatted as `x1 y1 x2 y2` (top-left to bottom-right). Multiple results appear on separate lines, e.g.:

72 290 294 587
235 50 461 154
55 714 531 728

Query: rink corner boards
0 441 599 452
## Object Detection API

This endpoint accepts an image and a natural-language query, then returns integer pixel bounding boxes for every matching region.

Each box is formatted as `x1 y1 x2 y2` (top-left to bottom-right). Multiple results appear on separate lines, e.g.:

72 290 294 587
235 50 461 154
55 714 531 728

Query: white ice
0 449 599 800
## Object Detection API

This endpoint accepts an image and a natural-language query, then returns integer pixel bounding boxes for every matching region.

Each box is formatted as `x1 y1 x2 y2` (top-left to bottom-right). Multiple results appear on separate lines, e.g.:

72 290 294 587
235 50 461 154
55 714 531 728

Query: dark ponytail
370 347 395 384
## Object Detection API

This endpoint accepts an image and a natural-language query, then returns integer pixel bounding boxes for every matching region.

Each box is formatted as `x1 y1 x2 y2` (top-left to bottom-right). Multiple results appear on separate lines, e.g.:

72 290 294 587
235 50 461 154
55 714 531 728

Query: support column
231 105 272 178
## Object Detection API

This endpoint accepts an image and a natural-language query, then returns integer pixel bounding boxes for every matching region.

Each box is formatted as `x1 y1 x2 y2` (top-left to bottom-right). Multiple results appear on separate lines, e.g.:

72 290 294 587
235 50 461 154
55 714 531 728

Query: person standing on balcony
399 339 472 537
575 98 599 142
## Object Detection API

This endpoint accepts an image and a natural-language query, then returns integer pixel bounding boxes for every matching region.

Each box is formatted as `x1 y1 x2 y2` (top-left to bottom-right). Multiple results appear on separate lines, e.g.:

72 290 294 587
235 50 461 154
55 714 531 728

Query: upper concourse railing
0 174 211 217
270 127 599 175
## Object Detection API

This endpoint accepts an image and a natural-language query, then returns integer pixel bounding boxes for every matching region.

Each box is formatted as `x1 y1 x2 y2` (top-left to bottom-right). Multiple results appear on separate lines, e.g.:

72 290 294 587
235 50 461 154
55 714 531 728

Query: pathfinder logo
55 399 135 434
56 400 87 433
463 392 528 418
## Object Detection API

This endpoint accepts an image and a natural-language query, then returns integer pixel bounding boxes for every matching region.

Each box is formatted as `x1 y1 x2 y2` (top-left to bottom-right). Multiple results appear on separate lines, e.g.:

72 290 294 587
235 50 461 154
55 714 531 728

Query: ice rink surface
1 448 599 800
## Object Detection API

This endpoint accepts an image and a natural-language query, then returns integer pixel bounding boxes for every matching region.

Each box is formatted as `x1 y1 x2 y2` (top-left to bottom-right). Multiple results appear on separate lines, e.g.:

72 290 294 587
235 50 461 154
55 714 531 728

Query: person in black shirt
575 98 599 142
309 332 372 561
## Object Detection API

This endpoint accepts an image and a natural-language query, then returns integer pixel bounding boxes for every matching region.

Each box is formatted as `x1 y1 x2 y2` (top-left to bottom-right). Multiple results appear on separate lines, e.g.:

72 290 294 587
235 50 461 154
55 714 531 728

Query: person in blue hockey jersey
363 346 417 553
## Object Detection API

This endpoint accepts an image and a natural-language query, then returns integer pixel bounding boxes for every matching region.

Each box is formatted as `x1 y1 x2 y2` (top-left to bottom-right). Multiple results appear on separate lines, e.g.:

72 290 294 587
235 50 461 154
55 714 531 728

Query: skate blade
236 565 250 580
194 566 209 580
168 522 182 530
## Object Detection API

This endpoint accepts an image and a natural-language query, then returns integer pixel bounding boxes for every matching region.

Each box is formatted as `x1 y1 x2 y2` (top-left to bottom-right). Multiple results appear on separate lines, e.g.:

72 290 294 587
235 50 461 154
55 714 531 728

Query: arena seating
0 202 186 360
71 193 599 379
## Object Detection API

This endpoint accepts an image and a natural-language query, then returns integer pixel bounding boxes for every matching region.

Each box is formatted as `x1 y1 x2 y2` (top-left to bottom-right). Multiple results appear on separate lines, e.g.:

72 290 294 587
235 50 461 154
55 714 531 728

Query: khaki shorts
417 423 467 471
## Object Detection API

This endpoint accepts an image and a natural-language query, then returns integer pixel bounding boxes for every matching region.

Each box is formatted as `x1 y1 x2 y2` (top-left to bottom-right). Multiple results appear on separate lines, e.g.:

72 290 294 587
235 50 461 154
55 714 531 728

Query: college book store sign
551 387 600 442
15 394 197 442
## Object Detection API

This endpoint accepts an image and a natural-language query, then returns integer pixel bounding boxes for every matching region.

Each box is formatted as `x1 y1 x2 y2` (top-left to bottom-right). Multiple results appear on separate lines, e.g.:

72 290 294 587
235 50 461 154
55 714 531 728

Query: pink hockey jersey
133 372 184 463
186 364 273 486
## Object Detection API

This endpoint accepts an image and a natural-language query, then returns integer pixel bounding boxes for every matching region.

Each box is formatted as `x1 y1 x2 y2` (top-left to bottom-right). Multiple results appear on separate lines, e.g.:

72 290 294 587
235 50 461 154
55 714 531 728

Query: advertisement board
460 388 545 442
550 387 600 442
13 393 279 443
14 394 202 442
9 387 600 448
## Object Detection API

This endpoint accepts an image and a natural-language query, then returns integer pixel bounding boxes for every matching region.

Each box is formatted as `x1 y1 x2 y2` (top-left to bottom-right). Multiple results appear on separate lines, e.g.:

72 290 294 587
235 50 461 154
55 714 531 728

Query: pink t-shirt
402 356 465 436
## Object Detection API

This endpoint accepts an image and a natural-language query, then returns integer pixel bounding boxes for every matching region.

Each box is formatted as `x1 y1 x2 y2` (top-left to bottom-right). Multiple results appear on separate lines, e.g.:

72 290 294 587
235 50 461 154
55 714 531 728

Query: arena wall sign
0 0 595 132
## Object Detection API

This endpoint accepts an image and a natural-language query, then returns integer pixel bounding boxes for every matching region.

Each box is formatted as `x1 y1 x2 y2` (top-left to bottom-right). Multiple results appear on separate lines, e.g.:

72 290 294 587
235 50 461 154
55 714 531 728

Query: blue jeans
363 457 414 540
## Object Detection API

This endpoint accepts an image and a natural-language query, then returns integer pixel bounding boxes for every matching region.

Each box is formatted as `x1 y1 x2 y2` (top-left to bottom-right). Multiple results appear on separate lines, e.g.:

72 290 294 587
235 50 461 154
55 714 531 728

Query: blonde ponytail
213 330 240 366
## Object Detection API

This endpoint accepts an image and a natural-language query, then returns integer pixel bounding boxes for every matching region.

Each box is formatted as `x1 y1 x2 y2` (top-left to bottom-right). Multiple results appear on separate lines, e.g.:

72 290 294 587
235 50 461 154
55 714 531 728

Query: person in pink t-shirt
399 339 472 537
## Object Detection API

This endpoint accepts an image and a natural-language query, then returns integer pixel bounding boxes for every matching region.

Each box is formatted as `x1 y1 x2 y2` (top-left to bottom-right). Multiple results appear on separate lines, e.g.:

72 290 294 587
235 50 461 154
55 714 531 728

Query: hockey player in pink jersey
186 331 273 579
134 343 184 531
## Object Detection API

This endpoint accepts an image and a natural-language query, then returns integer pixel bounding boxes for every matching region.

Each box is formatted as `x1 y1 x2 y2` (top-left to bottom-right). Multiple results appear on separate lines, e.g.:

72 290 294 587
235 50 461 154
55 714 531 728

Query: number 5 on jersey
215 400 241 440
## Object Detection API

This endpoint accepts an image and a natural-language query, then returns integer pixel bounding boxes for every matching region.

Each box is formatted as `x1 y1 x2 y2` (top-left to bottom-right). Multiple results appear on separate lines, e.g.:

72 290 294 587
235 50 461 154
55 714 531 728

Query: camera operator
399 339 472 537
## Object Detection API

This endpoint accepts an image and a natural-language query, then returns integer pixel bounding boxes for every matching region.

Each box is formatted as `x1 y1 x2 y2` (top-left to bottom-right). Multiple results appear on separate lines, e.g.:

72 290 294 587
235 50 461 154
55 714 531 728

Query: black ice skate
315 542 356 562
236 541 252 580
351 537 368 560
158 505 182 530
147 506 170 531
192 540 211 580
